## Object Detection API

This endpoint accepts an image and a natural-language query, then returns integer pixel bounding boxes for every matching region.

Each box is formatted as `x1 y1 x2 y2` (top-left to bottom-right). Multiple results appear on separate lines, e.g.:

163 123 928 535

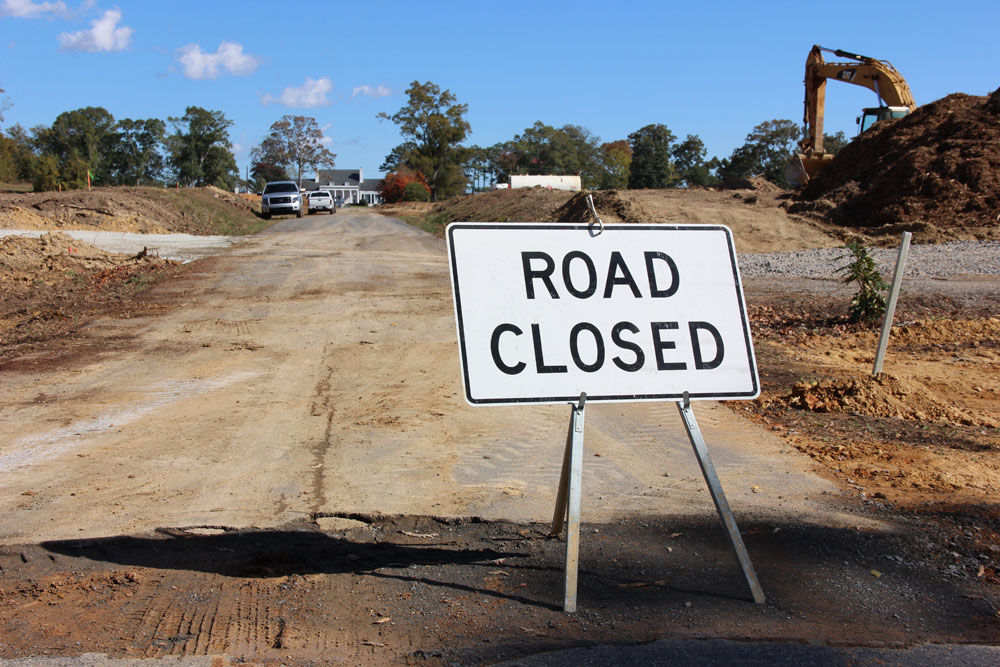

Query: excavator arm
790 45 916 186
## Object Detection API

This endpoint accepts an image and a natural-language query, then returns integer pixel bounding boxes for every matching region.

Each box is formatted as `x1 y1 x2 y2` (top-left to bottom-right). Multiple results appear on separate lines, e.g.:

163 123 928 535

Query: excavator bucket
786 153 834 187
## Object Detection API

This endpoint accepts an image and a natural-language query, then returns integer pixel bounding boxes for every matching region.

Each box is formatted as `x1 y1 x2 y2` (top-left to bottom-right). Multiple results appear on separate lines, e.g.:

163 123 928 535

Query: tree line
0 105 242 191
379 81 848 202
0 80 848 197
0 97 334 193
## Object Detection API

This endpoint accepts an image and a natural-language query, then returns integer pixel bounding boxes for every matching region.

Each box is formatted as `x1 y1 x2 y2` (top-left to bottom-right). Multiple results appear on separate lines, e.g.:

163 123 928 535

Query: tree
0 125 34 184
248 134 288 190
166 106 238 189
378 169 430 203
463 145 497 192
0 85 11 129
496 122 605 189
256 115 335 187
716 119 799 187
108 118 165 186
670 134 719 187
824 130 849 156
379 81 470 201
627 124 676 189
33 106 117 187
598 140 631 189
29 153 60 192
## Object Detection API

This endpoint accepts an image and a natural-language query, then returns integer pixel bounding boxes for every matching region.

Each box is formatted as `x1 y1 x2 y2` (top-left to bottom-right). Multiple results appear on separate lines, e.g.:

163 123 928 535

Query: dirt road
1 210 995 663
0 209 847 543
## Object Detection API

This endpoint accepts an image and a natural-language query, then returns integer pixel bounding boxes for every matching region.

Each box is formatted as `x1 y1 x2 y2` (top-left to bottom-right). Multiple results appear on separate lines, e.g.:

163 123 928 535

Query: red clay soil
797 86 1000 237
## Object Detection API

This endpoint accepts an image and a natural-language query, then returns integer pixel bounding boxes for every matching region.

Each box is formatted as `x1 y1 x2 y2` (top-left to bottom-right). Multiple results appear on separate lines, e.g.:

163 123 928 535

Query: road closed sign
447 223 759 405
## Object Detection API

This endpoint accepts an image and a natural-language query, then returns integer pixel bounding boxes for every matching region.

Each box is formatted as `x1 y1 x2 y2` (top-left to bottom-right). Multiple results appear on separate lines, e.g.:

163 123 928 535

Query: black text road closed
447 223 759 405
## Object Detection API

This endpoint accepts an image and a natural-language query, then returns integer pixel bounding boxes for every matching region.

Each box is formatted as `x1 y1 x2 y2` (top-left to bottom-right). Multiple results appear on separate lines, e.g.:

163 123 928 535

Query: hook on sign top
585 194 604 236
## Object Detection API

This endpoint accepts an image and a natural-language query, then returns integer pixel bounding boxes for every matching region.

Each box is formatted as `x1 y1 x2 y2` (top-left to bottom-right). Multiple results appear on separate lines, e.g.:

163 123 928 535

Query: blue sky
2 0 998 182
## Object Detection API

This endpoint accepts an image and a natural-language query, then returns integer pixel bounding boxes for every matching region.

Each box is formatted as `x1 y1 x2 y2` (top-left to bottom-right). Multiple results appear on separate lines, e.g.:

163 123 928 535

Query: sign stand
447 218 767 612
550 392 586 613
549 392 765 611
676 392 766 604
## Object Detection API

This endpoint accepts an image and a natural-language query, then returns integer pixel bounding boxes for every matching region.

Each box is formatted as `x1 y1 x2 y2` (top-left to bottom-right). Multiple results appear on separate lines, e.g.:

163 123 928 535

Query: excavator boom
789 45 916 186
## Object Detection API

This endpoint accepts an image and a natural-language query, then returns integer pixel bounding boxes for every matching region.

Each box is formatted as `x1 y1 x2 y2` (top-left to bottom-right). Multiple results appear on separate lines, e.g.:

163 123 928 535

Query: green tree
0 125 35 183
0 85 11 130
166 106 238 189
257 115 335 187
29 153 60 191
499 122 605 189
671 134 718 187
463 145 497 191
823 130 849 155
33 106 117 187
378 81 470 201
716 119 799 187
109 118 166 186
598 140 631 189
627 123 676 189
248 134 289 190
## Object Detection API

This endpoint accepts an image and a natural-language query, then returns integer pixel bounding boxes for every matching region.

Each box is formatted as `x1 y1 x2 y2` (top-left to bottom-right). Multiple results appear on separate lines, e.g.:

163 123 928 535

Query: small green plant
836 241 888 322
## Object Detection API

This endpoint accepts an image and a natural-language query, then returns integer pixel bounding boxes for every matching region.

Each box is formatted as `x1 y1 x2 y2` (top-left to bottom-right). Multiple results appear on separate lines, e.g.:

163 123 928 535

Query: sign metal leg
550 402 576 536
676 396 766 604
550 393 586 613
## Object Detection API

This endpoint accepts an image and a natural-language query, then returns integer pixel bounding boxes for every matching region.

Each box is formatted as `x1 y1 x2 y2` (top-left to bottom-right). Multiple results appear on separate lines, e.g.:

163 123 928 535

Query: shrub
403 180 431 202
836 241 888 322
379 169 430 203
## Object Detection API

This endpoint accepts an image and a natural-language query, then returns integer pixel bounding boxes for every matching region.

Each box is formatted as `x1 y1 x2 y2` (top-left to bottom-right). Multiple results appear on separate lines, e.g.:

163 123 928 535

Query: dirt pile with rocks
0 232 179 356
0 232 152 283
784 373 996 428
796 87 1000 240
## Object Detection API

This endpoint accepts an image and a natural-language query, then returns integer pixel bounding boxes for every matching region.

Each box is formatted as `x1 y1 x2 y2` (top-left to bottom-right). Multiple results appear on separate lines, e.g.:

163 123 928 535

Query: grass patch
404 211 454 238
139 187 272 236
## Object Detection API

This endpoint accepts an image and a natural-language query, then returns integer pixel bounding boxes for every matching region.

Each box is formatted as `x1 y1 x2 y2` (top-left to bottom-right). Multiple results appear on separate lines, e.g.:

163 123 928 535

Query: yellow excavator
787 45 917 187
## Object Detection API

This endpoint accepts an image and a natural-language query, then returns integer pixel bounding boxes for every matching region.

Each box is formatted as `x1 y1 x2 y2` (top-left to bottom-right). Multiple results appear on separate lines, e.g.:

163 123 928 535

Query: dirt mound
551 190 652 223
1 232 178 354
0 186 265 236
404 187 842 253
784 373 995 428
427 187 575 224
1 232 128 281
797 88 1000 240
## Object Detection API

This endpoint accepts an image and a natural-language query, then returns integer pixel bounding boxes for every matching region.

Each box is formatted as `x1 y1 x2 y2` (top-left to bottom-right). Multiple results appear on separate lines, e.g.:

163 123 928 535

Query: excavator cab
858 106 910 133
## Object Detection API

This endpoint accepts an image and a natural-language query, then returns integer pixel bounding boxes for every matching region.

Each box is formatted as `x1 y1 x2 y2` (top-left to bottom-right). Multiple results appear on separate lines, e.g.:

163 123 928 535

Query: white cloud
352 84 390 98
0 0 68 18
57 7 131 52
176 41 260 80
261 77 332 108
319 123 333 146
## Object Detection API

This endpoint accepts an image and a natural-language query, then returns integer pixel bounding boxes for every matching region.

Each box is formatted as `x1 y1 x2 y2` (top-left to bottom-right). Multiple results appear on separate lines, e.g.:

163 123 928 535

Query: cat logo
836 69 857 82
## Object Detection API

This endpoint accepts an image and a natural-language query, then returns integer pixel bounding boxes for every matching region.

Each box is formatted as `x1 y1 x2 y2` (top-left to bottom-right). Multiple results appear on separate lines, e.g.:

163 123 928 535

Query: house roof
316 169 362 186
300 169 383 194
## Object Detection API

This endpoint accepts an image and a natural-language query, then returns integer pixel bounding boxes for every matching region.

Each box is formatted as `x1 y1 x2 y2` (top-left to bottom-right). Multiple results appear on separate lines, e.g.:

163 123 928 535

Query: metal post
873 231 912 376
550 402 576 536
550 393 585 613
676 395 766 604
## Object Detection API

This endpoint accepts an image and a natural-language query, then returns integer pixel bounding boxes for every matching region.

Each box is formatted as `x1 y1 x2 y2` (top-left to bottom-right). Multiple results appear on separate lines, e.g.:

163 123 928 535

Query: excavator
787 45 916 187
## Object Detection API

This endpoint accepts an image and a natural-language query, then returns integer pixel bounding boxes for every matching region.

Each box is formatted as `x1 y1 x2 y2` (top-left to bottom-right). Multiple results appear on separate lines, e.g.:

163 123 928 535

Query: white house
300 168 385 205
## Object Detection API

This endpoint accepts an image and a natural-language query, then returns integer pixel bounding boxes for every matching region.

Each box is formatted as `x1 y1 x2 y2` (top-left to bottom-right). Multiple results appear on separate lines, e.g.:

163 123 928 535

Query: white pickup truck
306 190 335 214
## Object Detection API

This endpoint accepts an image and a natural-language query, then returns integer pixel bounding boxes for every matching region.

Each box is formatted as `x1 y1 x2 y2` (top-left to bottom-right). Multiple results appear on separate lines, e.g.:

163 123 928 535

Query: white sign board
447 223 759 405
